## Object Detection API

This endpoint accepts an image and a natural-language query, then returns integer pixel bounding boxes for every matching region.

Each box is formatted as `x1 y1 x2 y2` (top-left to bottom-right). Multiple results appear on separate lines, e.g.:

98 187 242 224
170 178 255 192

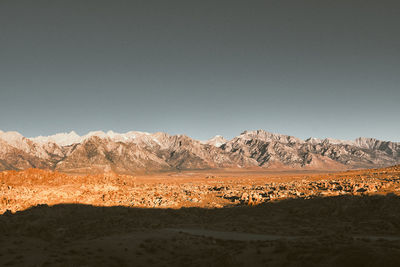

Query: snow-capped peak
203 135 227 147
80 130 155 144
30 131 82 146
83 131 108 140
0 130 26 147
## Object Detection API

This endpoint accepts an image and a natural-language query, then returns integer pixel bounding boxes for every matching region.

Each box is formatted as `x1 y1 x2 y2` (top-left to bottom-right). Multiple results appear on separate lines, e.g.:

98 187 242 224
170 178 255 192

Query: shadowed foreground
1 195 400 266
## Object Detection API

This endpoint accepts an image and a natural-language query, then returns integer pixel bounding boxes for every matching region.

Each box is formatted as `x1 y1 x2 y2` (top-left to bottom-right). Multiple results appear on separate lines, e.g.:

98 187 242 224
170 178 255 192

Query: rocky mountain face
0 130 399 173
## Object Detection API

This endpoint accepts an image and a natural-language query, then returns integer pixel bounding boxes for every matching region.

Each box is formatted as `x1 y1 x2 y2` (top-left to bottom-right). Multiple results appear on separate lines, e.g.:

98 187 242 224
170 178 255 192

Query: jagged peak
305 137 323 144
355 136 377 142
237 129 303 144
0 131 33 153
0 131 26 146
305 136 399 147
0 129 399 173
321 138 355 146
173 134 195 141
240 129 287 137
354 137 380 149
2 129 398 152
0 130 24 139
305 137 366 147
202 135 227 147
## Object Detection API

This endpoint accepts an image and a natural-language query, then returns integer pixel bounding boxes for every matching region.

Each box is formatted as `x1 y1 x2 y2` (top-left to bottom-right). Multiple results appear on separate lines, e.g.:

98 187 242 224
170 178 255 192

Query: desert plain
1 166 400 266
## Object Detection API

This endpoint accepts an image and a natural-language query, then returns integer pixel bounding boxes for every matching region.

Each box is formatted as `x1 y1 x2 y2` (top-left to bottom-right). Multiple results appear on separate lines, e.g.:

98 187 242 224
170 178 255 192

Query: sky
0 0 399 141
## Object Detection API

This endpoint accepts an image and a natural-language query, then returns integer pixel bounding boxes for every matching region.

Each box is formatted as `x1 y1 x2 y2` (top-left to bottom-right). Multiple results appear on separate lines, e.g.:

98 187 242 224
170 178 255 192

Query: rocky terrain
0 129 399 173
1 166 400 213
1 165 400 266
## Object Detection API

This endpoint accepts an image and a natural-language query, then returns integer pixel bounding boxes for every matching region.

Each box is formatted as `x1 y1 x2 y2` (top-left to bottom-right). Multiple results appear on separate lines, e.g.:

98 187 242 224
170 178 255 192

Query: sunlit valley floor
1 166 400 266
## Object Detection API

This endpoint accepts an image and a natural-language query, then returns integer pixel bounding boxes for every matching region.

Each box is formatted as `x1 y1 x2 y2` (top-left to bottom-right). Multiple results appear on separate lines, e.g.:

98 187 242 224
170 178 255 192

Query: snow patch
0 131 25 146
203 135 227 147
31 131 82 146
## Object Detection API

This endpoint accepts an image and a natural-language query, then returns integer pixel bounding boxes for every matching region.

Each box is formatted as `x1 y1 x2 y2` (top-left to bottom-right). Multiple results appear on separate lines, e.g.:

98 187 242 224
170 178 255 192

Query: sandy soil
1 166 400 266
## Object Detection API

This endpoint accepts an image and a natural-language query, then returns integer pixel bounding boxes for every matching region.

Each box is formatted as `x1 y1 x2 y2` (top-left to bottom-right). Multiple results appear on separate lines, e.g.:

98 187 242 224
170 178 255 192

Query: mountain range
0 129 399 173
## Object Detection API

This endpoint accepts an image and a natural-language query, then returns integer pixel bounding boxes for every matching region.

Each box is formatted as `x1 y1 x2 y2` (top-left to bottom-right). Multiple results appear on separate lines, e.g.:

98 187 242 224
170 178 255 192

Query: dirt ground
1 166 400 266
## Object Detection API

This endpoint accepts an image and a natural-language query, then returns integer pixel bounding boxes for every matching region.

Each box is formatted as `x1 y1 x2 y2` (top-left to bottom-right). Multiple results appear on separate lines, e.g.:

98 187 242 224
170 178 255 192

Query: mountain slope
0 129 398 173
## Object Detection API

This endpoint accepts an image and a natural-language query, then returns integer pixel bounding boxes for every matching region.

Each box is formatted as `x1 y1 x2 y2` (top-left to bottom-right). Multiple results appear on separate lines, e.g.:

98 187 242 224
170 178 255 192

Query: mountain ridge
0 129 399 173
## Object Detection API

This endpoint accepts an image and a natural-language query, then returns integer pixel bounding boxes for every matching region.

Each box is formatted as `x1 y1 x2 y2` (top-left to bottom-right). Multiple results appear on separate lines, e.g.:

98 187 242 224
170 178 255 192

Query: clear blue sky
0 1 399 141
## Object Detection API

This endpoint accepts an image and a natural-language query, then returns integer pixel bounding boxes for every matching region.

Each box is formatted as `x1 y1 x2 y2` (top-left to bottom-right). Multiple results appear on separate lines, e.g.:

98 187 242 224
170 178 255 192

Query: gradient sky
0 0 399 141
